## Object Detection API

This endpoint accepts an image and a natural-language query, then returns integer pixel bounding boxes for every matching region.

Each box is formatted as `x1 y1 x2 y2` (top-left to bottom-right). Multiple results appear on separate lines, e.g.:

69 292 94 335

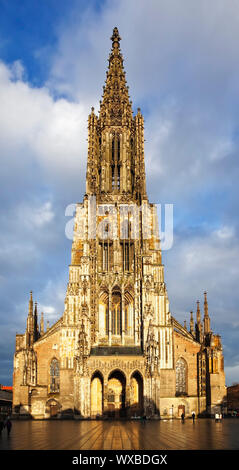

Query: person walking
181 412 185 423
192 411 196 423
6 418 12 436
0 418 4 434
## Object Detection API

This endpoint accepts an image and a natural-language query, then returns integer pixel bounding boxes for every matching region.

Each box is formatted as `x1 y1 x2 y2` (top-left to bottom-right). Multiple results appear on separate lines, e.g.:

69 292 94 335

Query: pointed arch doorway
90 371 104 418
107 369 126 418
130 371 144 417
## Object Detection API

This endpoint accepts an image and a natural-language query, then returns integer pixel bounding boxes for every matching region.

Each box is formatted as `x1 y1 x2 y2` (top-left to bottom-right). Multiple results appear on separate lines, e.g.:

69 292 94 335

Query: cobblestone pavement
0 419 239 450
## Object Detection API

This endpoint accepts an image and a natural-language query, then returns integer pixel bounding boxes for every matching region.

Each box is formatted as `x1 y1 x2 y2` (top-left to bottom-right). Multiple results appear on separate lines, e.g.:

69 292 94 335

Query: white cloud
0 60 88 188
17 201 55 228
10 60 26 81
164 225 239 325
214 226 235 240
225 364 239 387
210 140 234 161
38 305 56 317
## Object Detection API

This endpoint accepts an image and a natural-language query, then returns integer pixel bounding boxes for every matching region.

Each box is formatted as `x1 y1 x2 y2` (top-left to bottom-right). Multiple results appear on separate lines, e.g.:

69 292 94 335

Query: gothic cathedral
13 28 226 420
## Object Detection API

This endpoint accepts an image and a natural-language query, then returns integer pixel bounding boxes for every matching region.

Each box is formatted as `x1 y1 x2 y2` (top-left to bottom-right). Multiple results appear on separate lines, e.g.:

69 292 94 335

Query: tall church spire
86 27 147 201
195 300 203 343
40 312 44 335
203 291 211 335
34 301 39 342
26 291 34 346
99 27 133 128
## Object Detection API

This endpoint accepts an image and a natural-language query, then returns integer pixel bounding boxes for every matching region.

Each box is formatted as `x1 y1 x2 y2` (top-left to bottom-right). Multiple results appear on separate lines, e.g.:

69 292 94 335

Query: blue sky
0 0 239 386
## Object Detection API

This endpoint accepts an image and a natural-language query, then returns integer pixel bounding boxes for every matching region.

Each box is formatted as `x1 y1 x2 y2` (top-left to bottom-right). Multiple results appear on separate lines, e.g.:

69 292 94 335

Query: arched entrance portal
130 371 144 417
178 404 185 418
91 371 103 418
46 399 61 418
107 369 126 418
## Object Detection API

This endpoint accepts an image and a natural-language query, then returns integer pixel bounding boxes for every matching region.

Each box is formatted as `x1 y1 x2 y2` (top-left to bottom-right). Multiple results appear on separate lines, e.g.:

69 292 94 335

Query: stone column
121 286 125 345
125 383 131 418
103 383 108 418
109 290 112 346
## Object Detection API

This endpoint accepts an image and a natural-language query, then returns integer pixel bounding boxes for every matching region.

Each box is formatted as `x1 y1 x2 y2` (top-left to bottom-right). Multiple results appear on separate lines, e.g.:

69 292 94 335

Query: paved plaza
0 418 239 450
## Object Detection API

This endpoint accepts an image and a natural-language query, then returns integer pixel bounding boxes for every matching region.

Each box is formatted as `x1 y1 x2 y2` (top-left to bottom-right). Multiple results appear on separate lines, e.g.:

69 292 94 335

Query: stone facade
12 28 226 420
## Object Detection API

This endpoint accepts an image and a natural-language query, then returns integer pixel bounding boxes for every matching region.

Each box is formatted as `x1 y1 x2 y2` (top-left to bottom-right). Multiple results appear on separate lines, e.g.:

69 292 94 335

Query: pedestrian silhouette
181 412 185 423
192 411 195 423
6 418 12 436
0 419 4 434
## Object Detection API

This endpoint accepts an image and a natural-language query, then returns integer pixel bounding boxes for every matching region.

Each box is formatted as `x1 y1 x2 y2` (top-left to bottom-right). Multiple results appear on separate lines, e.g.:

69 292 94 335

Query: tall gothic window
105 304 109 335
112 166 116 190
125 305 128 334
117 165 120 190
176 358 187 396
111 136 120 191
103 243 109 271
112 292 122 335
101 242 113 272
50 359 60 393
121 241 133 272
117 139 120 161
124 243 129 271
112 138 115 160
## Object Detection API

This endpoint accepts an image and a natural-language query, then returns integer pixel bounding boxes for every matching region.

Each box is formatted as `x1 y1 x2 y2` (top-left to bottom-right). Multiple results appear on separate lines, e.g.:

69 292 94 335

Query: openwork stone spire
99 27 133 128
86 27 147 201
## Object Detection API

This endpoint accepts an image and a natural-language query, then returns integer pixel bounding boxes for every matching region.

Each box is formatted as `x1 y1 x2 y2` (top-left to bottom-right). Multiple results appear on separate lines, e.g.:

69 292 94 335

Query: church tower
13 28 226 420
62 27 173 417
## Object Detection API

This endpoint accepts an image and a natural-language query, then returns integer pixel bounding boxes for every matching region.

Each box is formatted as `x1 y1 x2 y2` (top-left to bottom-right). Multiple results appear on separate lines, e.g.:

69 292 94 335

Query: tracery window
125 305 128 334
103 243 109 271
111 135 121 191
124 243 129 271
101 242 113 272
175 358 187 396
112 292 122 335
117 139 120 161
105 304 109 335
50 358 60 393
121 241 134 272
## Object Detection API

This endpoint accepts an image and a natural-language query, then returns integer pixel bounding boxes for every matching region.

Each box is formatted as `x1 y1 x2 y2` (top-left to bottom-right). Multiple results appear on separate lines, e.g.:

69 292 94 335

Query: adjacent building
0 385 12 417
227 384 239 414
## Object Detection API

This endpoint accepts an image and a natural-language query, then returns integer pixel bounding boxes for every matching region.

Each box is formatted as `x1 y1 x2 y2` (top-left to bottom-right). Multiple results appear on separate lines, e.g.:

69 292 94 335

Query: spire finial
204 291 208 316
203 291 211 334
111 27 121 44
28 291 33 316
196 300 201 323
110 27 122 60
